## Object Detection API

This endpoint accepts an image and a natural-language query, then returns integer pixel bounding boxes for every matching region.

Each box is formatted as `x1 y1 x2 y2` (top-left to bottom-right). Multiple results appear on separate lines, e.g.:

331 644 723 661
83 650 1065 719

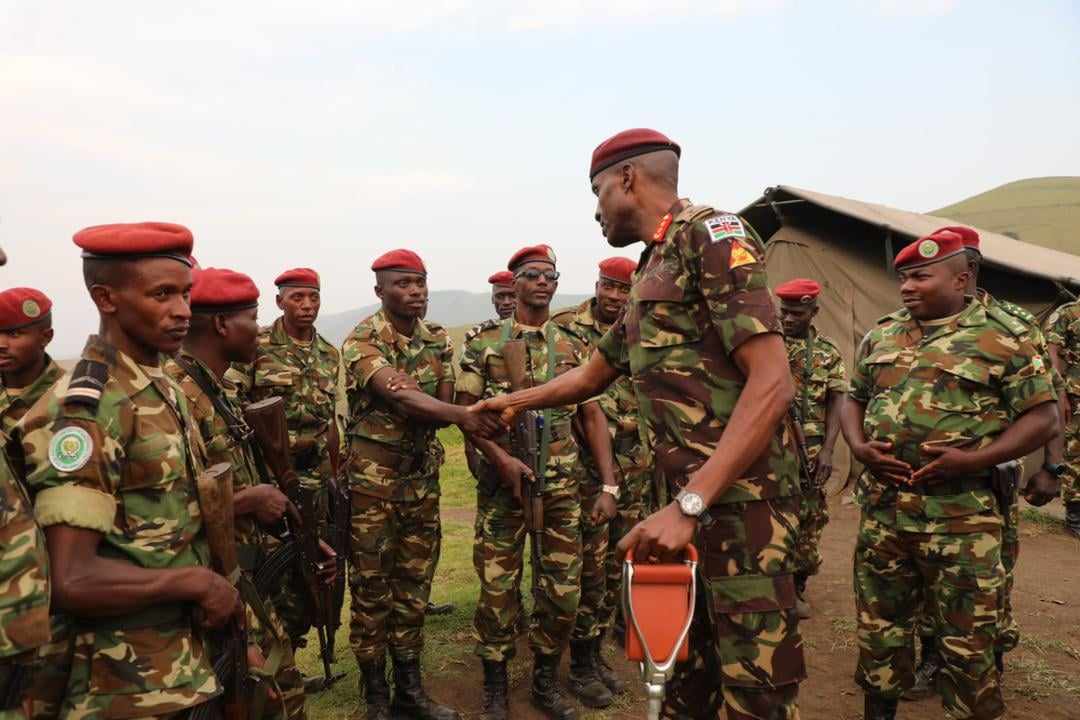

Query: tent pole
884 228 894 273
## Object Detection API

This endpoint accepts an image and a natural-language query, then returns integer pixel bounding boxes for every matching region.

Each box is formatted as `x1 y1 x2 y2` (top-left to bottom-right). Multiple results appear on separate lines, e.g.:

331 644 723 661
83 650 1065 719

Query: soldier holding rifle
454 244 618 720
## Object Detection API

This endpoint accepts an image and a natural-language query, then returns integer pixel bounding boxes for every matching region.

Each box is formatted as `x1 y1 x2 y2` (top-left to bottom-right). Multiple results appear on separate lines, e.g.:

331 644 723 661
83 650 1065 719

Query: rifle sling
175 356 251 445
499 318 556 478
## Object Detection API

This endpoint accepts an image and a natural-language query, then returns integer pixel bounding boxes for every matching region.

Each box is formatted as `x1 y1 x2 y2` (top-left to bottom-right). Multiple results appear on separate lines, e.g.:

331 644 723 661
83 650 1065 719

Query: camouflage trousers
247 577 305 720
1062 400 1080 504
572 482 609 642
854 512 1004 719
600 464 651 635
473 487 581 661
349 491 441 663
794 442 829 579
660 497 805 719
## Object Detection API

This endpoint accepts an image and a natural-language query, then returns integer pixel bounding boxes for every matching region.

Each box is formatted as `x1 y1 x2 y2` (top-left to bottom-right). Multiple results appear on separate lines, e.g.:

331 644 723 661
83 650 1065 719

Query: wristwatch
602 484 621 500
1043 461 1067 477
674 489 712 526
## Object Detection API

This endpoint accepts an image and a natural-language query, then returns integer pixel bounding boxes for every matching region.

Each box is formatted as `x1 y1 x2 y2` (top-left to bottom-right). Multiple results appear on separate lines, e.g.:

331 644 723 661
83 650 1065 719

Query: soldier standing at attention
19 222 241 719
455 244 618 720
0 257 56 719
477 129 806 719
551 256 645 702
841 228 1057 720
488 272 517 320
774 279 847 620
342 250 501 720
228 267 342 650
166 267 315 720
1043 295 1080 538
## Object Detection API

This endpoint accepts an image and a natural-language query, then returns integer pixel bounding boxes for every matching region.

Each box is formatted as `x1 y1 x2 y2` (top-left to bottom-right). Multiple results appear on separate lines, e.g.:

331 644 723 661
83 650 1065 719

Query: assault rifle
788 405 814 494
325 420 350 661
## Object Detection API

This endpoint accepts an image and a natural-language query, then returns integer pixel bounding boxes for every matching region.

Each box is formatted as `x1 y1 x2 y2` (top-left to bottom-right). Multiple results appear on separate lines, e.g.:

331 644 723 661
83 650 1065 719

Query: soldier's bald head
627 149 679 192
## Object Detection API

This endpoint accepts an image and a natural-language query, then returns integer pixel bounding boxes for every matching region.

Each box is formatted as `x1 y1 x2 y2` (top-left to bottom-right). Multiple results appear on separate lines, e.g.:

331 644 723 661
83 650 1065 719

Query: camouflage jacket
227 317 341 480
341 309 453 501
1044 299 1080 397
596 202 799 504
977 289 1063 396
851 299 1056 532
552 299 647 479
19 335 219 715
784 328 847 439
0 356 64 480
167 351 265 551
457 315 592 496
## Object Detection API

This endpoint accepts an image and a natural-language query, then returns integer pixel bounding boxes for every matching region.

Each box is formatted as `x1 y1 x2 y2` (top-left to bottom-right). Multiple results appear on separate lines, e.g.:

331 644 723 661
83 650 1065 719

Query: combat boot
794 573 812 620
567 639 613 708
902 637 941 700
592 634 626 694
1066 501 1080 539
389 656 460 720
480 660 509 720
864 693 898 720
531 653 578 720
358 660 392 720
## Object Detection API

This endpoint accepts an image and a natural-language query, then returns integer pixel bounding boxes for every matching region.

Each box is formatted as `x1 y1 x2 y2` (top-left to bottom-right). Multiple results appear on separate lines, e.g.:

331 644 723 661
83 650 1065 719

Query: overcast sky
3 0 1078 357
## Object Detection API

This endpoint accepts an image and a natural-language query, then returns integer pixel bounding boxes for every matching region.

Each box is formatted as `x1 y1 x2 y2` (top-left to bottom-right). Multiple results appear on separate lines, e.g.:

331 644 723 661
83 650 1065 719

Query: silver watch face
679 491 705 517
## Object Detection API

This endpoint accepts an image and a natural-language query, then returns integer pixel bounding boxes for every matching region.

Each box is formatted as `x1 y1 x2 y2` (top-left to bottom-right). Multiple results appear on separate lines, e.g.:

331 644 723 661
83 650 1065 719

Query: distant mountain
319 289 593 345
931 176 1080 254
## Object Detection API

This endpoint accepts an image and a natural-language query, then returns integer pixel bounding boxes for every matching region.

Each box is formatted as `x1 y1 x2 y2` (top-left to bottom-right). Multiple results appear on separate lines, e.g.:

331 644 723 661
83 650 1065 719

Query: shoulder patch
63 359 108 411
702 214 747 245
49 425 94 473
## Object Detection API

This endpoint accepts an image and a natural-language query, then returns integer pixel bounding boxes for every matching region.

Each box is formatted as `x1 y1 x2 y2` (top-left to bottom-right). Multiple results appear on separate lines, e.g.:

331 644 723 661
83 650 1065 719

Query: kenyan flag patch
704 214 747 244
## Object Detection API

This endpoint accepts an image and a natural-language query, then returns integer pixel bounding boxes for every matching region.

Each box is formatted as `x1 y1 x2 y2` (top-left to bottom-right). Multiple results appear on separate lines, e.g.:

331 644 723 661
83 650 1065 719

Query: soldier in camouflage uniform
343 250 501 720
165 268 311 720
456 244 618 720
19 223 241 719
551 256 646 704
227 267 343 650
775 279 847 621
1044 298 1080 537
841 228 1057 720
480 130 805 719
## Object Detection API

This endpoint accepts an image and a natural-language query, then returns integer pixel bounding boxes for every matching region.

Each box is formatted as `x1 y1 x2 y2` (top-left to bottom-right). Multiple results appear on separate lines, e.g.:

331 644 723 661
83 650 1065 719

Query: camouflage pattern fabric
596 202 804 706
20 336 219 718
1044 299 1080 504
785 329 847 578
340 309 452 501
552 299 651 637
340 310 453 663
166 352 305 720
457 317 591 660
348 494 440 663
850 299 1055 719
471 488 581 662
1 357 64 480
227 317 341 646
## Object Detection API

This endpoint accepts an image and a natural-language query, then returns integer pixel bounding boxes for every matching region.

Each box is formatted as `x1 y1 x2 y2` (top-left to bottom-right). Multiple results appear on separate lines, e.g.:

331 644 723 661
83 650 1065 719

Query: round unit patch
48 426 93 473
917 239 939 258
22 300 41 318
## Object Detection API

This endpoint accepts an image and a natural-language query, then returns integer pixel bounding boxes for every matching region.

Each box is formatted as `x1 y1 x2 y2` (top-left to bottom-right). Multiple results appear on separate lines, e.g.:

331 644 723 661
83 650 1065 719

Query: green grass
1019 507 1067 535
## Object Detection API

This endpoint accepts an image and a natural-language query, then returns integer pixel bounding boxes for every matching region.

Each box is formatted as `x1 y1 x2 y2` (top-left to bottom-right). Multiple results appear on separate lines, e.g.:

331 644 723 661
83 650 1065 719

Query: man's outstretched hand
471 394 520 427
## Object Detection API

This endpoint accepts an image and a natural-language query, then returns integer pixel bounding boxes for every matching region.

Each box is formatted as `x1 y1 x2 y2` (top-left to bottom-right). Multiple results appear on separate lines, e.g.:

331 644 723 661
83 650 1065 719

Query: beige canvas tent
739 184 1080 484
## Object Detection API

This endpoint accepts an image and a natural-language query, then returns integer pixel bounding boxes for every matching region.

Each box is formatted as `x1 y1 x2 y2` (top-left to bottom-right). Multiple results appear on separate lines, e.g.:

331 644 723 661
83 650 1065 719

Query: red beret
590 128 681 179
0 288 52 331
895 229 966 270
190 268 259 312
935 225 980 254
371 249 426 275
488 271 515 287
275 267 320 289
508 245 557 271
598 257 637 285
775 279 821 304
73 222 194 265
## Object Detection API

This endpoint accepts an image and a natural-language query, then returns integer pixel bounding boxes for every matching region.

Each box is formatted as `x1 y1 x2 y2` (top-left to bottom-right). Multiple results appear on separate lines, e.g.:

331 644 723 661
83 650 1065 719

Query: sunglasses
515 269 560 282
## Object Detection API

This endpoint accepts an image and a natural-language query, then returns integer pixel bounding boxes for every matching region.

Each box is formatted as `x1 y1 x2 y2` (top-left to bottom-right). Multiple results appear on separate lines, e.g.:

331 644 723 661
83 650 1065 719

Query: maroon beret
775 279 821 304
275 267 320 289
488 271 515 287
508 245 556 271
73 222 194 265
895 229 966 270
190 268 260 312
934 225 980 254
371 249 426 275
598 257 637 285
0 288 52 331
590 128 681 179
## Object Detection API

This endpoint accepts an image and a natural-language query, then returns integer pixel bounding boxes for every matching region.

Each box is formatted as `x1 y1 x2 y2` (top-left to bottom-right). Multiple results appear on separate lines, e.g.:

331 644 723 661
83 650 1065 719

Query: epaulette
465 319 499 343
986 303 1028 337
550 308 577 327
63 359 108 412
878 308 909 325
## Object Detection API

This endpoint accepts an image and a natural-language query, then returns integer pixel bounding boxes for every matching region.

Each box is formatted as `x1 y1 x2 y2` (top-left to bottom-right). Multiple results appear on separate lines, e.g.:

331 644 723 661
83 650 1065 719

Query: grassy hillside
932 176 1080 254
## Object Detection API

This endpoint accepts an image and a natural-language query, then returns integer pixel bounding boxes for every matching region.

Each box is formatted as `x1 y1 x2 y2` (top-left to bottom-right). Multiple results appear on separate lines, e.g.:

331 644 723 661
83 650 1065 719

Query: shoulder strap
63 359 109 412
173 356 250 443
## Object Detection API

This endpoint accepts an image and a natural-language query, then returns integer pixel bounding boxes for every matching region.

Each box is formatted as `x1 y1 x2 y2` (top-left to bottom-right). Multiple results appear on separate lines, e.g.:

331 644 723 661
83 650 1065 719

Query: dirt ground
421 496 1080 719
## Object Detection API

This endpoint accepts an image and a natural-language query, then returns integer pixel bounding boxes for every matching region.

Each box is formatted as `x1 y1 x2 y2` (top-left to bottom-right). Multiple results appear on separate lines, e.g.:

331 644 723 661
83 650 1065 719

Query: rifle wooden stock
243 397 300 496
